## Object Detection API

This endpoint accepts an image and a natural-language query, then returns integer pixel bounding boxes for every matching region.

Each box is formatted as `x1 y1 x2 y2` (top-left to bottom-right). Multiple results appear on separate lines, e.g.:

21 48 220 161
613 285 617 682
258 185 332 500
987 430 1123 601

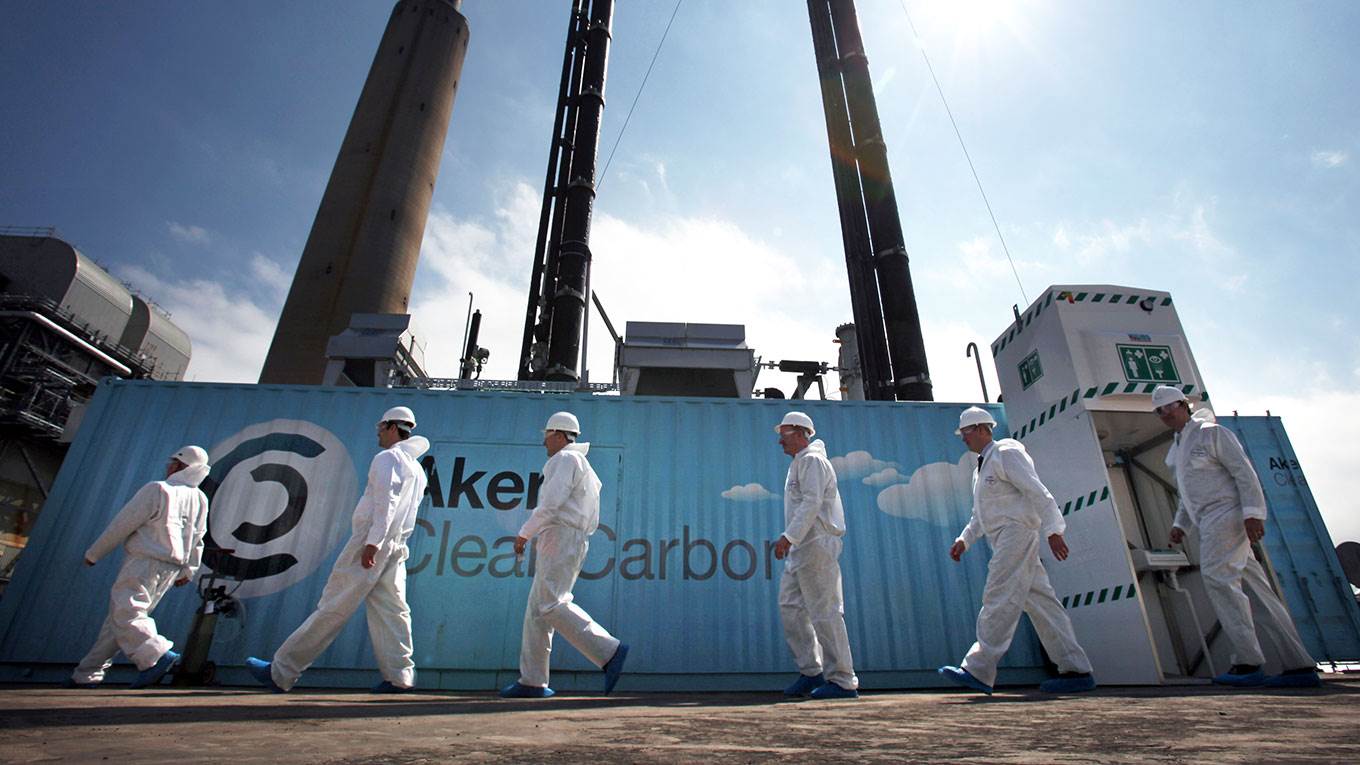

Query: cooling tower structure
259 0 469 385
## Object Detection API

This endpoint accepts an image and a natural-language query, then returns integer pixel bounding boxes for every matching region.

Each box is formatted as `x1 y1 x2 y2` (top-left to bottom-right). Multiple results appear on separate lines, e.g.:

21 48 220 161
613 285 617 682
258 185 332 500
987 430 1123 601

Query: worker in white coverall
247 406 429 693
69 445 211 689
500 411 629 698
773 412 859 700
1153 385 1321 688
939 407 1097 695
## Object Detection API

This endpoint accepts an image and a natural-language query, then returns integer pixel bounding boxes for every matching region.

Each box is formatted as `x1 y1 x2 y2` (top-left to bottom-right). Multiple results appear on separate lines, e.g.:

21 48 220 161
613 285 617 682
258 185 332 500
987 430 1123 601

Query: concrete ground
1 680 1358 764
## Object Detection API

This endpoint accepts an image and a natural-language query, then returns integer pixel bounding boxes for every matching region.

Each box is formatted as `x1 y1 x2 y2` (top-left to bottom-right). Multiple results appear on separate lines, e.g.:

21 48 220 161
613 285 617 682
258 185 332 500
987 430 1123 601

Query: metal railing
415 377 617 393
0 295 156 375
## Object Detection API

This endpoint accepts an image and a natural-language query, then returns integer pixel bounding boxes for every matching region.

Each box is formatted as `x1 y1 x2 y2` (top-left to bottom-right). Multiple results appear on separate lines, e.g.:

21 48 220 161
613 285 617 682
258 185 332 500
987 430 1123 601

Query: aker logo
201 419 358 599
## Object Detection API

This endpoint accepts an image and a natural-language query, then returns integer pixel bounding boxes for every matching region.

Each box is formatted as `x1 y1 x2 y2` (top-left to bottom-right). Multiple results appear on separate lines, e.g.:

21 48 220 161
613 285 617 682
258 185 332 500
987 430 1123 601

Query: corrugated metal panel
1223 415 1360 662
0 380 1047 690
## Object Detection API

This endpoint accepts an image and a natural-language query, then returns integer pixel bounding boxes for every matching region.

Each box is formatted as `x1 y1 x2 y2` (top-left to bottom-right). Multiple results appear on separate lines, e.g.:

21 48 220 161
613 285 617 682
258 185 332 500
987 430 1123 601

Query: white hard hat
171 445 209 467
379 406 417 429
1151 386 1188 410
774 411 815 437
955 406 997 435
544 411 580 435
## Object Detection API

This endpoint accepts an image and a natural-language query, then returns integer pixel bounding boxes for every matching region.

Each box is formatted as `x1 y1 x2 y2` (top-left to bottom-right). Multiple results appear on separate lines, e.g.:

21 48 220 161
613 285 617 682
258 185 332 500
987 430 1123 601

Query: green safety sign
1117 344 1180 383
1019 350 1043 389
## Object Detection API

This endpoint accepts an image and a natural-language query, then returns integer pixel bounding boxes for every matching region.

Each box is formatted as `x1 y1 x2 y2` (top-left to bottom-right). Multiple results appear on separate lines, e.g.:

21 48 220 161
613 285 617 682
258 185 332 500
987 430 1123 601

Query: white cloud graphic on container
875 453 975 523
863 467 907 487
831 450 898 479
721 482 779 501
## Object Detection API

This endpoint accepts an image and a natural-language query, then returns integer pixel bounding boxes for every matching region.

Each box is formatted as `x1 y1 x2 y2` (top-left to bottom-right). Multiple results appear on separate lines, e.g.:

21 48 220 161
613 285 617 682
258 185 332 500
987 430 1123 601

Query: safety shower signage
1018 351 1044 390
1116 344 1180 384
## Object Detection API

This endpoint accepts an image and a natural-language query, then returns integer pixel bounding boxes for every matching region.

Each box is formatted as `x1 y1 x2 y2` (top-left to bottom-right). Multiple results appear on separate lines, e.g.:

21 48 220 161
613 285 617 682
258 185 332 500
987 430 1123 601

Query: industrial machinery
518 0 615 384
617 322 756 398
321 313 428 388
172 547 246 687
0 228 185 593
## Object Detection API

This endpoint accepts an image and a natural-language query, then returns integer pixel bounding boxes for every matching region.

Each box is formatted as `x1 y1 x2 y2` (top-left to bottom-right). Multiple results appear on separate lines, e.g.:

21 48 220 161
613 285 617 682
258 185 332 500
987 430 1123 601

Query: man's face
1155 401 1191 432
164 458 186 479
377 421 399 449
778 426 808 457
544 430 569 457
959 424 992 454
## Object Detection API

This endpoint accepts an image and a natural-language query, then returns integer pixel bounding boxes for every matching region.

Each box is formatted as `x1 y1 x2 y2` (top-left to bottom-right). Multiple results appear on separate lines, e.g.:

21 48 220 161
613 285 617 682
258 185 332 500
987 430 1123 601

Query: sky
2 1 1358 542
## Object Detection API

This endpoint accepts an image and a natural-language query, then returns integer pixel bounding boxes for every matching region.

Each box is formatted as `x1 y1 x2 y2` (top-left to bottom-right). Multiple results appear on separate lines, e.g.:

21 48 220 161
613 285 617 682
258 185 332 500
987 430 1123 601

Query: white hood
396 435 431 460
167 462 210 489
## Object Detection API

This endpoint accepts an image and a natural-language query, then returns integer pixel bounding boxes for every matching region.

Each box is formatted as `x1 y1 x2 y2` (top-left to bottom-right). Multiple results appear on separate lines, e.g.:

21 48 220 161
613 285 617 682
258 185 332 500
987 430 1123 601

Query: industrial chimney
259 0 469 385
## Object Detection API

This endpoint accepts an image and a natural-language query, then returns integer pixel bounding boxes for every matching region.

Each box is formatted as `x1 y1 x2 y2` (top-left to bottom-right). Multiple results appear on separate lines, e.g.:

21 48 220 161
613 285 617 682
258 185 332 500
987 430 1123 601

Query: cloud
249 253 291 297
830 450 898 479
1053 225 1070 249
408 185 540 379
875 452 975 523
116 264 280 383
167 221 211 245
721 482 779 501
1072 218 1154 264
409 178 845 394
1170 204 1233 260
1311 150 1349 169
927 235 1049 290
863 467 907 487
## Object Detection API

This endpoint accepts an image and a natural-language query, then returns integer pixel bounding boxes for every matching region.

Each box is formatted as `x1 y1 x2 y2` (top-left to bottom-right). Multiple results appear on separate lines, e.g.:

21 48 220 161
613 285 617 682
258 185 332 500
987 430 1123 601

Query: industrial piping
544 0 614 382
808 0 891 401
809 0 933 401
519 0 589 381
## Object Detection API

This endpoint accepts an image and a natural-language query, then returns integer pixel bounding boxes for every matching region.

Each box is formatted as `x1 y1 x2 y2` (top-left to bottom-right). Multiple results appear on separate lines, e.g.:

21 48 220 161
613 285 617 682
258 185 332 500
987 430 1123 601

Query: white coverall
779 440 858 691
1167 410 1314 669
956 439 1092 688
270 436 430 691
515 442 621 688
73 464 211 684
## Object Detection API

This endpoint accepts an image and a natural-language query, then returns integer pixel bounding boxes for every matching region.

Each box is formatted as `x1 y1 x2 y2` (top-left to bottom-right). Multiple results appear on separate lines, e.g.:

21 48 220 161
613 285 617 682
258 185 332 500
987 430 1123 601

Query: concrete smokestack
259 0 469 385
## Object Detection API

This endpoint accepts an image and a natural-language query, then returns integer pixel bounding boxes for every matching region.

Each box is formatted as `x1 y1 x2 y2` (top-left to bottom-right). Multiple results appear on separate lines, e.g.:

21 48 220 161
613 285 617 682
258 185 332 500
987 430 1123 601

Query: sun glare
914 0 1029 47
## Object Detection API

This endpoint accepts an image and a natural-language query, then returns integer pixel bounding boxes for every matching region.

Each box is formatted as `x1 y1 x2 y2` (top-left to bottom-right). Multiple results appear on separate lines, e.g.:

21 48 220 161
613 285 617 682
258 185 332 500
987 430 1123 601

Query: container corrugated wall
1221 415 1360 663
0 380 1046 690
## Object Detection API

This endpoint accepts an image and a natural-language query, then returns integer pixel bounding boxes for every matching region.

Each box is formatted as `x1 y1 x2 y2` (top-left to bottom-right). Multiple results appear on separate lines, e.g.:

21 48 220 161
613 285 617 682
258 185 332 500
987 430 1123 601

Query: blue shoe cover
938 665 993 695
784 673 825 697
1039 673 1097 693
371 680 414 693
809 682 859 700
500 682 554 698
603 643 629 695
246 657 286 693
1263 670 1321 688
1212 668 1265 687
129 649 179 689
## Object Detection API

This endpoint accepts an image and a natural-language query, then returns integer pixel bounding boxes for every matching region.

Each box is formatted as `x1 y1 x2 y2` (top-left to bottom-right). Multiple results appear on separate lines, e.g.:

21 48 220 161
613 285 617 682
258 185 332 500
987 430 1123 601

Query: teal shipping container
1 380 1355 691
0 380 1042 691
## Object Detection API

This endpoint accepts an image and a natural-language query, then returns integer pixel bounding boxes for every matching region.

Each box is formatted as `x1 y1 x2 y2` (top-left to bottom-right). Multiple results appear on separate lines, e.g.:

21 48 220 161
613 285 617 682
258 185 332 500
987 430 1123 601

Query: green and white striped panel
992 290 1175 357
1013 384 1207 441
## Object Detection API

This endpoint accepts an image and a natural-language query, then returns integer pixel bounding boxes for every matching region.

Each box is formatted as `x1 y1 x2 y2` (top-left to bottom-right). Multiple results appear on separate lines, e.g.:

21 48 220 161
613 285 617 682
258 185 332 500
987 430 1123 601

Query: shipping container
1 380 1354 691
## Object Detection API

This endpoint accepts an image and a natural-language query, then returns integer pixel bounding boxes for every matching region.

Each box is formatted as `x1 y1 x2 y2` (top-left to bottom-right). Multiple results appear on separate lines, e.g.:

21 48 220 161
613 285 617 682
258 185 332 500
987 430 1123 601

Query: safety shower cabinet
991 284 1360 683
